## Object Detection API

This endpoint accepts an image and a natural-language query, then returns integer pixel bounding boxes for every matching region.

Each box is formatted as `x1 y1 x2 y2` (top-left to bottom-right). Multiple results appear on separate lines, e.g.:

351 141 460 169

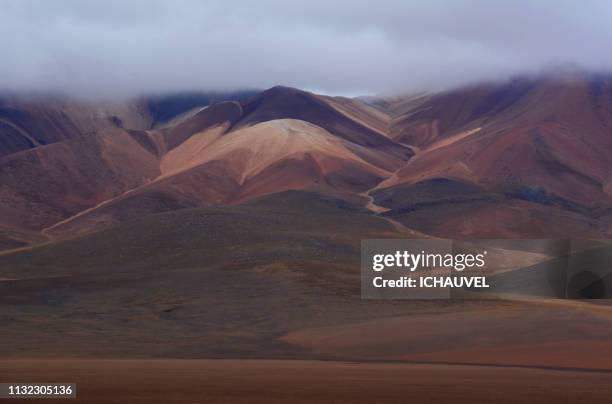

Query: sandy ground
281 299 612 369
2 359 612 403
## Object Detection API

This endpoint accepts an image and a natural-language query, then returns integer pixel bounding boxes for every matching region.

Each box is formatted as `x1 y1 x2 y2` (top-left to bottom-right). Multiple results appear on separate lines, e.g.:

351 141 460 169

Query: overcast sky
1 0 612 97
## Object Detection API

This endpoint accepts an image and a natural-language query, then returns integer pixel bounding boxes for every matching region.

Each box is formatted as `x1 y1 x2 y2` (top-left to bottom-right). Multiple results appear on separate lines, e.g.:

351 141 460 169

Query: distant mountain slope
234 86 409 158
0 96 153 157
373 72 612 237
3 74 612 245
0 127 160 233
43 118 404 238
0 90 260 158
145 89 259 125
0 87 413 241
315 94 391 136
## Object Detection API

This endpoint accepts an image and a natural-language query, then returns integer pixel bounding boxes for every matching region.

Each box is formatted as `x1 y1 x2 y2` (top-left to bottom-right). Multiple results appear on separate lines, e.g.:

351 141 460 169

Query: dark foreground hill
0 191 416 357
2 191 612 370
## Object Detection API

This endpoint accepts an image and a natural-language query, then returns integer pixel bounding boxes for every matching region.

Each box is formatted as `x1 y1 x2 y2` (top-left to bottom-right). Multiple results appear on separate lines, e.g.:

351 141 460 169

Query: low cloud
1 0 611 96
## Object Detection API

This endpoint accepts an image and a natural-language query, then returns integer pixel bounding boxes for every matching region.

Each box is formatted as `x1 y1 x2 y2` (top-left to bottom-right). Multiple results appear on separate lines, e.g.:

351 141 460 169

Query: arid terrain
4 359 612 403
3 71 612 402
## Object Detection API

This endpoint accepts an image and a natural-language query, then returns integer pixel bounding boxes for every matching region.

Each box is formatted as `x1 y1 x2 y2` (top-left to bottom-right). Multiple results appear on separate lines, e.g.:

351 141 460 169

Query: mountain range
2 71 612 250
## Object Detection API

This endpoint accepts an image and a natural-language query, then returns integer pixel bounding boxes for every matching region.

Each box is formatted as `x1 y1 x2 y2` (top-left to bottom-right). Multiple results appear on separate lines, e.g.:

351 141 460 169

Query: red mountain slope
374 73 612 237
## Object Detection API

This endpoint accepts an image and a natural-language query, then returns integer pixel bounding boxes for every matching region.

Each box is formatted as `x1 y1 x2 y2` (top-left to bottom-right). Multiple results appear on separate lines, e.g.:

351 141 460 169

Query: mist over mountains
3 0 612 96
